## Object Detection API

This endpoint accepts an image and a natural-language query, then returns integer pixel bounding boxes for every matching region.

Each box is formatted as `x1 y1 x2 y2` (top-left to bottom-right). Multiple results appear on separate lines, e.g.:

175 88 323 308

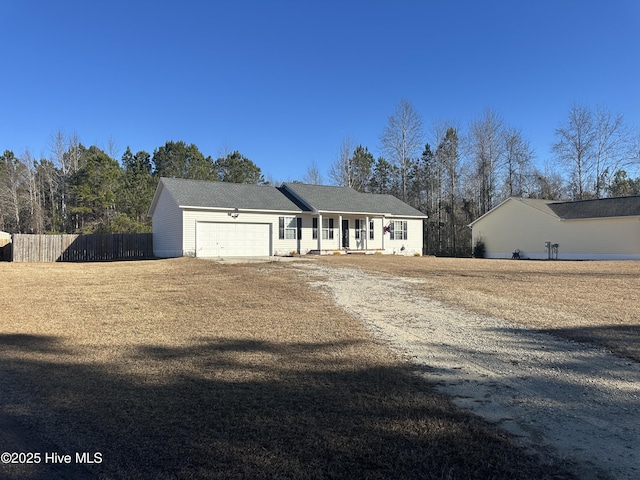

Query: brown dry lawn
318 255 640 362
1 257 629 479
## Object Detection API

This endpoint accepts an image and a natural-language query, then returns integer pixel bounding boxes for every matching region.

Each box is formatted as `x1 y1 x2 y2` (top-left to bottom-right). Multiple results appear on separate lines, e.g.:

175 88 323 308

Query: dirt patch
296 262 640 480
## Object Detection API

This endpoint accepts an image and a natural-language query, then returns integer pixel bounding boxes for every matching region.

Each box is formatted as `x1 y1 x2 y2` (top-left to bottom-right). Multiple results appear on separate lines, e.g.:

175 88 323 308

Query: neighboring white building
148 178 427 258
469 196 640 260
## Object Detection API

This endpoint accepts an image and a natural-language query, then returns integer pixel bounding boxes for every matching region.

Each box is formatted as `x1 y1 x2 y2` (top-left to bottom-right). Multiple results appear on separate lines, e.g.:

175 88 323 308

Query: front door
342 219 349 248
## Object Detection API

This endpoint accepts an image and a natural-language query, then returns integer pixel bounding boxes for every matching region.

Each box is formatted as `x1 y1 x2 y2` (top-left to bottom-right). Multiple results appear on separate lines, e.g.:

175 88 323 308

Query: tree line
1 101 639 256
0 137 265 235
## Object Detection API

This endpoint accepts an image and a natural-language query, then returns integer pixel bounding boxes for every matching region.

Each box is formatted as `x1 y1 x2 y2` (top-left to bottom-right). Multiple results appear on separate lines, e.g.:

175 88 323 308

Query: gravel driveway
297 263 640 480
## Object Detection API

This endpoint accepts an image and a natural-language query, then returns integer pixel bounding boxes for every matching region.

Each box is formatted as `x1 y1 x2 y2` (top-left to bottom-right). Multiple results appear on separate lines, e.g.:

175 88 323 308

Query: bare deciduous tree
468 108 505 214
380 99 424 201
21 150 45 234
50 129 81 231
552 103 596 200
502 127 534 198
0 150 26 232
329 137 356 187
592 105 636 197
303 160 323 185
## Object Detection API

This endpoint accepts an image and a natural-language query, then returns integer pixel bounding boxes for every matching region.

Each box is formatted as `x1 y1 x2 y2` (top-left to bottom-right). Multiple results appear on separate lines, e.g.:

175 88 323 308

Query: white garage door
196 222 271 257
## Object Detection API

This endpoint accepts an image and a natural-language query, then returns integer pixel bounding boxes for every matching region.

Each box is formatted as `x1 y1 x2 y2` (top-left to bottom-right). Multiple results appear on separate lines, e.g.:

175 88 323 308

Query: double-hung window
279 216 297 239
390 220 407 240
313 218 334 239
322 218 334 239
355 219 366 239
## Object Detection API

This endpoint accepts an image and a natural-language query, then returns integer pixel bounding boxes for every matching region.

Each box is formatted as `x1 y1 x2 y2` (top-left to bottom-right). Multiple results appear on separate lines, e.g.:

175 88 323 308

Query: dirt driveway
296 263 640 480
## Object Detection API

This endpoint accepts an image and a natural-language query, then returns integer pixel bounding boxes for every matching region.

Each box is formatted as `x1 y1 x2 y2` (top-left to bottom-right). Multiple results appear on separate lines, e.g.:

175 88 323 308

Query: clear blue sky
1 0 638 183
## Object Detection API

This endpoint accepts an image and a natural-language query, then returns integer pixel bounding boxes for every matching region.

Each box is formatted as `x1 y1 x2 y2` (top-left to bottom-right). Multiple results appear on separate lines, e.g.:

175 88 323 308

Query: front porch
307 248 384 255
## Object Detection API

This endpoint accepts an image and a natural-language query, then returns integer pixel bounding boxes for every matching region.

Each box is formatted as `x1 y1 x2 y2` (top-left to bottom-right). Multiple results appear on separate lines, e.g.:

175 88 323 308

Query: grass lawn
0 257 616 479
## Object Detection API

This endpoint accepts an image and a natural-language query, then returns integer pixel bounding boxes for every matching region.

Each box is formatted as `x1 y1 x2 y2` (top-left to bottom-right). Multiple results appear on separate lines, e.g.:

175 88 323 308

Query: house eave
179 205 303 215
315 209 426 218
559 215 640 222
147 178 165 217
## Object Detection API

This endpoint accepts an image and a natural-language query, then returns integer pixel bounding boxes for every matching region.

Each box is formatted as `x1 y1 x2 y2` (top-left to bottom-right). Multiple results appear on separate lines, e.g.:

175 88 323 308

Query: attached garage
196 222 271 257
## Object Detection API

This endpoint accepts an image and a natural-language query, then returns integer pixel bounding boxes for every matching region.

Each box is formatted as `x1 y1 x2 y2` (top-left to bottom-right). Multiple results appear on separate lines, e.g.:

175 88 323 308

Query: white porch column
317 213 322 253
365 216 369 250
338 215 343 249
382 216 386 251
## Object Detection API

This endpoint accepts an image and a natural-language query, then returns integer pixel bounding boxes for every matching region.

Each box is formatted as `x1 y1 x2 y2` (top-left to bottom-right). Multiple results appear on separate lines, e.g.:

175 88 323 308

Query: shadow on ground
0 333 579 480
535 324 640 363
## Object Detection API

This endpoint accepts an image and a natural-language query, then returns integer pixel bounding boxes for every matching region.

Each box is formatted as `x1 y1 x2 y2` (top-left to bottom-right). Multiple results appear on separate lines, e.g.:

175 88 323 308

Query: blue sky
1 0 639 183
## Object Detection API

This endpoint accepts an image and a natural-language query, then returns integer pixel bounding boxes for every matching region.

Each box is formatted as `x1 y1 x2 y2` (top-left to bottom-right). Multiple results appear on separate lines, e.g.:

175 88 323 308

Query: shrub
473 239 486 258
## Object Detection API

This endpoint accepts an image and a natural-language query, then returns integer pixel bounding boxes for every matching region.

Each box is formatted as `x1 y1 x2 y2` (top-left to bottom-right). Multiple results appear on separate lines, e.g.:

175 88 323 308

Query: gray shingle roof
153 178 427 217
281 183 427 217
158 177 301 211
469 195 640 228
548 196 640 219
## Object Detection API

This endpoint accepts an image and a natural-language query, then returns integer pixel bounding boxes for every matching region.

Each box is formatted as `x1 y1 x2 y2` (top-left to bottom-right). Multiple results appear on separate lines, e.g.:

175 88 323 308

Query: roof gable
468 197 559 227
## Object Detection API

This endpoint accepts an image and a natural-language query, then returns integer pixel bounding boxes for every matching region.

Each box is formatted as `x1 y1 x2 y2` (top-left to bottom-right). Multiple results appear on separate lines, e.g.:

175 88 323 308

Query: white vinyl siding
383 218 422 255
151 187 183 258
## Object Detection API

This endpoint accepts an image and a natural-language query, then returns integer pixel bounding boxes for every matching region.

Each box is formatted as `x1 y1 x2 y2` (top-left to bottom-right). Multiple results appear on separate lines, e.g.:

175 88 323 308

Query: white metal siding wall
151 190 184 258
552 217 640 259
473 201 560 258
472 201 545 258
472 199 640 259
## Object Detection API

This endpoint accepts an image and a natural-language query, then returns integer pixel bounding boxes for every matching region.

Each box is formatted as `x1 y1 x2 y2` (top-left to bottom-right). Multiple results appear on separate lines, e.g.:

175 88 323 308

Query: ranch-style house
469 196 640 260
148 177 427 258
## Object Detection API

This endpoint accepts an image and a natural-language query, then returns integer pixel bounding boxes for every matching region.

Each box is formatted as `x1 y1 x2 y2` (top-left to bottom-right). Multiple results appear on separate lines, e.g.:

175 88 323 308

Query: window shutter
369 220 374 240
279 217 284 240
403 221 408 240
355 219 360 239
389 222 395 240
328 218 334 239
312 218 318 239
297 217 302 239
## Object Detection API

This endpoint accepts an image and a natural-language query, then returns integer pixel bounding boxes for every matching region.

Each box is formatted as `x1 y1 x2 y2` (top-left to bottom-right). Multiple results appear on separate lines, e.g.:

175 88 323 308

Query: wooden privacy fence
9 233 153 262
